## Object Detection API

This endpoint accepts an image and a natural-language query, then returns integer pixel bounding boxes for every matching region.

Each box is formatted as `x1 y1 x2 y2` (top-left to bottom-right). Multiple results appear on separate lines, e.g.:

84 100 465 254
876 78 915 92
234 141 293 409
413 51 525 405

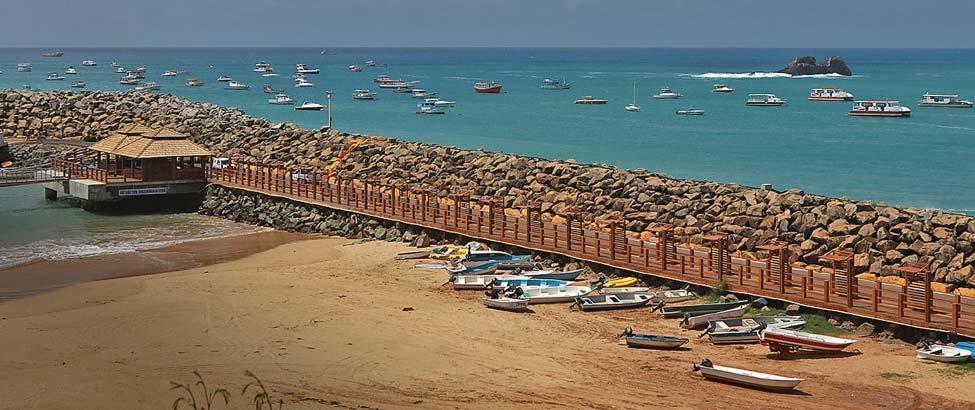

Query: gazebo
87 124 212 183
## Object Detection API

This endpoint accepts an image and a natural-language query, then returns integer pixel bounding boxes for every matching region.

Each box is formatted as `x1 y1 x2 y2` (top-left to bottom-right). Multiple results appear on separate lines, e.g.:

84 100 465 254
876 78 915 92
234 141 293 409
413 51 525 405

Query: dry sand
0 237 973 409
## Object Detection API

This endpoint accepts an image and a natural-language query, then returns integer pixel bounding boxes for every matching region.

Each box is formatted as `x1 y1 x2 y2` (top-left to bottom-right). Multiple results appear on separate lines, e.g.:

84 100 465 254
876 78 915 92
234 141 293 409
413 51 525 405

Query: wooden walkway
207 164 975 337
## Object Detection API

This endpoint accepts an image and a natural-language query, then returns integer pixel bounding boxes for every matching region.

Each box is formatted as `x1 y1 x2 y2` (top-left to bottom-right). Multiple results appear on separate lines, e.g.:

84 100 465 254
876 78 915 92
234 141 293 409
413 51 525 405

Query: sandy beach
1 237 973 409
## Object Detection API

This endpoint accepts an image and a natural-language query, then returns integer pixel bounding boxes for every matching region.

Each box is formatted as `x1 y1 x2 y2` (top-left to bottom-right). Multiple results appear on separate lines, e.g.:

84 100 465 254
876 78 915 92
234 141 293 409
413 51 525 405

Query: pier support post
44 187 58 201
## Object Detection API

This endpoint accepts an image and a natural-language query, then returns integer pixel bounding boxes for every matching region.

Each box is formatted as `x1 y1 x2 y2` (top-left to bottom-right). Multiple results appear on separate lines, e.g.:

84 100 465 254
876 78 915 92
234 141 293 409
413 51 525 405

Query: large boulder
778 56 852 76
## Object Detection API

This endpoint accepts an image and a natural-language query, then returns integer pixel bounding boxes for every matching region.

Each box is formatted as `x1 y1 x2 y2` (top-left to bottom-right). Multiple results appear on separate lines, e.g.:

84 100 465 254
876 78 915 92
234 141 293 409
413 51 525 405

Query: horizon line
2 46 975 50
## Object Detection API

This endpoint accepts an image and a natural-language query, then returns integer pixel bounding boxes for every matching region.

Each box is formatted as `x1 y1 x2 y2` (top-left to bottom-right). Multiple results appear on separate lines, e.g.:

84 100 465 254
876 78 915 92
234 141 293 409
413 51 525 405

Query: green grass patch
880 371 918 382
744 307 850 336
936 362 975 377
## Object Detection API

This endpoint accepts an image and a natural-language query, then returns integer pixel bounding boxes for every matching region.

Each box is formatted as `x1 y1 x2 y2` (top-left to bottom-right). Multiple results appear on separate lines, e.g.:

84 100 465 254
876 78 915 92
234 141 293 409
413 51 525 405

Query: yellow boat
605 277 639 288
430 245 467 260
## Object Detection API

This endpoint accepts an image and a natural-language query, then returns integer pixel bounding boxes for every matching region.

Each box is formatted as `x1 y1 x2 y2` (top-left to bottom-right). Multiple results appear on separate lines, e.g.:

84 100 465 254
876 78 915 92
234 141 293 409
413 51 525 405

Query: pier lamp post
326 90 333 129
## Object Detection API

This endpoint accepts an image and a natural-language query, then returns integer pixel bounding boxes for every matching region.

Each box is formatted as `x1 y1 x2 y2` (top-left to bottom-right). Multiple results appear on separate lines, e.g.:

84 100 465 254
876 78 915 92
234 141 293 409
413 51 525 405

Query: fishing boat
575 96 608 105
655 300 749 319
395 250 431 260
353 89 377 100
625 81 640 112
540 78 571 90
676 108 705 115
704 316 805 345
463 250 530 263
263 84 275 94
185 77 204 87
294 102 325 111
41 51 63 57
64 66 77 75
650 289 696 303
348 64 362 72
482 297 529 312
808 88 854 101
410 89 438 99
161 70 178 77
693 359 804 391
474 81 502 93
295 64 320 74
46 72 65 81
70 81 86 88
848 100 911 117
520 268 585 281
680 305 748 329
916 341 973 363
600 287 651 294
652 87 682 99
295 78 314 87
224 81 250 90
379 80 420 89
617 327 688 349
81 60 96 66
217 75 233 82
417 101 447 114
745 93 785 106
760 328 856 352
16 63 31 72
574 292 653 311
521 285 594 304
267 93 294 105
918 93 973 108
712 84 734 93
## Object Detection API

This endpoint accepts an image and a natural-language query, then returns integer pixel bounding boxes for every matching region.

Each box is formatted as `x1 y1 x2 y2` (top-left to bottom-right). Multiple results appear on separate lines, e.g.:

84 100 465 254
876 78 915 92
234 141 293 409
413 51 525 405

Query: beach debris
402 307 414 312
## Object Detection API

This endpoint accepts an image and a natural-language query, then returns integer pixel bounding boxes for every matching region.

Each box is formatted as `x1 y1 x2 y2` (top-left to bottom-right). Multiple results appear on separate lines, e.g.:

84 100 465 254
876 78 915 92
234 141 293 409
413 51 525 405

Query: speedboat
261 68 279 77
918 93 973 108
348 64 362 72
70 81 86 88
848 100 911 117
81 60 96 66
295 64 320 74
541 78 571 90
652 87 682 99
474 81 502 93
64 66 77 75
111 61 121 67
365 60 377 67
809 88 854 101
676 108 705 115
617 327 688 349
575 96 608 105
745 93 785 106
712 84 734 93
16 63 32 72
184 77 204 87
217 75 233 82
161 70 178 77
116 67 126 73
425 98 455 108
268 93 294 105
120 77 140 85
136 82 160 90
417 101 447 114
353 89 377 100
46 72 65 81
411 89 437 99
295 102 325 111
224 80 250 90
693 359 804 391
295 78 314 87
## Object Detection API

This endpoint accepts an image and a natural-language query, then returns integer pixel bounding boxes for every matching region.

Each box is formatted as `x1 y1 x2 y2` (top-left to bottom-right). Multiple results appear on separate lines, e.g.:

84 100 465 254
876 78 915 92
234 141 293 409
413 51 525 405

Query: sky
4 0 975 48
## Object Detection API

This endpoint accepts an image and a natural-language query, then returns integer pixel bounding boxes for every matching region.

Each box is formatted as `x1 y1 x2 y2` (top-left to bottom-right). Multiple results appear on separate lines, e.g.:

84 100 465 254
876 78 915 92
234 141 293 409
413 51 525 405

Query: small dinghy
521 268 585 281
655 300 749 319
650 289 696 303
395 250 431 260
446 261 499 275
680 305 748 329
693 359 804 391
521 286 593 304
482 297 529 312
451 275 566 291
574 292 653 312
414 262 450 269
703 316 805 345
617 327 688 349
604 277 640 287
495 259 539 271
601 286 651 294
760 328 856 352
916 340 973 363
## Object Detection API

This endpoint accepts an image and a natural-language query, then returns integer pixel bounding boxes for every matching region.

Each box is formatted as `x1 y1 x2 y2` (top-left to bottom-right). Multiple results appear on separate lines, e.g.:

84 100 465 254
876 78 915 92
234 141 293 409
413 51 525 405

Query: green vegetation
701 280 729 303
745 306 850 336
880 371 918 382
171 371 230 410
242 370 283 410
936 362 975 377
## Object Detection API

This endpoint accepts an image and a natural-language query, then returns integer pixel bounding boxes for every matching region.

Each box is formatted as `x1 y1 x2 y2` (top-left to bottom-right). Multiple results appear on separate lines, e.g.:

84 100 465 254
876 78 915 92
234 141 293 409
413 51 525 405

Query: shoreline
0 230 309 302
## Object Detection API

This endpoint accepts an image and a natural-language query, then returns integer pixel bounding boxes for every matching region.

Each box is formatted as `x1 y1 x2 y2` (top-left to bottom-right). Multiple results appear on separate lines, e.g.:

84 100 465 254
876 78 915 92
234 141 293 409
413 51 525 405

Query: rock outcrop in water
778 56 852 76
4 89 975 291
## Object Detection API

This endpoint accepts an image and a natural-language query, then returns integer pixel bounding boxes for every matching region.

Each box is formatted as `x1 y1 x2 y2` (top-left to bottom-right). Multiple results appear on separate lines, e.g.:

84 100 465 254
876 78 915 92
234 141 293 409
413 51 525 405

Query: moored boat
604 277 639 287
520 268 584 281
294 102 325 111
161 70 178 77
808 87 854 101
16 63 32 72
482 297 529 312
353 89 377 100
216 75 232 82
848 100 911 117
348 64 362 72
267 93 294 105
455 276 568 291
918 93 973 108
46 72 65 81
111 61 121 67
617 327 688 349
295 78 314 88
70 81 86 88
703 316 805 345
916 341 973 363
474 81 502 93
263 84 275 93
760 328 856 352
746 93 785 106
463 250 530 263
649 289 695 303
41 51 63 57
425 98 455 108
574 292 653 311
712 83 734 93
64 66 77 75
446 261 498 276
625 81 640 111
135 82 160 90
676 108 705 115
224 80 250 90
693 359 804 391
652 87 682 99
541 78 571 90
575 96 608 105
410 89 437 99
295 64 320 74
600 286 651 294
185 77 204 87
81 60 96 66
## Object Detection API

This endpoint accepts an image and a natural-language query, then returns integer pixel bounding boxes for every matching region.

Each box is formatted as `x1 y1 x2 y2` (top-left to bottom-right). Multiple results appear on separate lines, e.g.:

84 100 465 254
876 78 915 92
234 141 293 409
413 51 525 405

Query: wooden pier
204 163 973 337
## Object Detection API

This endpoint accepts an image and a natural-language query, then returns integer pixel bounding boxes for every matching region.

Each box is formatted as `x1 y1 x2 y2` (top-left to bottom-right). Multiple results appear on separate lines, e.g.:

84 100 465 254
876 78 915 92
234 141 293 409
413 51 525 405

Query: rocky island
778 55 852 76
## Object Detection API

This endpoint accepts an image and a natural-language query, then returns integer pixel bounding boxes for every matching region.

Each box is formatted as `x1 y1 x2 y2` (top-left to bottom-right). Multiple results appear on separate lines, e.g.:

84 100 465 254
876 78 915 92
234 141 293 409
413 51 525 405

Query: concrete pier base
44 187 58 201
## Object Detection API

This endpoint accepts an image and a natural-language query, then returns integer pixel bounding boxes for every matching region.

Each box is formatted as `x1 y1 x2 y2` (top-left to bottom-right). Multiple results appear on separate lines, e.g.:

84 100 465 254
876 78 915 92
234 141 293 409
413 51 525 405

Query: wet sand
0 238 973 409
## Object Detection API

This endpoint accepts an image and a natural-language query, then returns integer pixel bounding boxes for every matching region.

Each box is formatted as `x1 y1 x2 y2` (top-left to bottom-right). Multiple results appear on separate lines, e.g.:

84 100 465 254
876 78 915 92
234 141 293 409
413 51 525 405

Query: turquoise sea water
1 48 974 265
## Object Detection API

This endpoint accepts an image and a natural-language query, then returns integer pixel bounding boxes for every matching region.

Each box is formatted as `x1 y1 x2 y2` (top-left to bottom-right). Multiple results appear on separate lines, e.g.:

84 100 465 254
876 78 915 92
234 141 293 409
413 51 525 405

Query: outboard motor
650 300 667 313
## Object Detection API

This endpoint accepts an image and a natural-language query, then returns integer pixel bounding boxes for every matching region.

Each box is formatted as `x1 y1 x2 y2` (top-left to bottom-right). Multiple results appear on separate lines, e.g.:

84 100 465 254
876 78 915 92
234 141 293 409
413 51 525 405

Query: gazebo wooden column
757 241 789 294
820 249 856 307
894 261 933 324
702 233 729 282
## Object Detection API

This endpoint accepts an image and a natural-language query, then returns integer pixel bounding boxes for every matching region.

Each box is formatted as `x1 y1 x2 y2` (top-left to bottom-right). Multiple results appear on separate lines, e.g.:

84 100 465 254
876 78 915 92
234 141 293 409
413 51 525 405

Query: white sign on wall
118 187 168 196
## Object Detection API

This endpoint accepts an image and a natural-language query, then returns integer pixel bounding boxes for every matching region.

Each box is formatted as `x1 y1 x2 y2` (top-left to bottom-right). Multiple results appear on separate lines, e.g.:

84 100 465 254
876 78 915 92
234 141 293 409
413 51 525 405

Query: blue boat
447 261 499 275
490 278 569 288
955 341 975 355
462 250 531 263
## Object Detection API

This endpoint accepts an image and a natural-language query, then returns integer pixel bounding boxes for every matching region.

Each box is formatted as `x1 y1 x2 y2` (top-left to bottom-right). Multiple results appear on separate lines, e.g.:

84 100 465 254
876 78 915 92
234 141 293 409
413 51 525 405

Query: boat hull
482 297 529 312
808 96 853 101
626 335 688 349
576 293 652 311
522 269 584 281
916 345 972 363
745 102 784 106
918 102 973 108
395 250 431 260
761 329 855 351
699 365 803 391
848 111 910 117
682 306 747 329
475 86 502 93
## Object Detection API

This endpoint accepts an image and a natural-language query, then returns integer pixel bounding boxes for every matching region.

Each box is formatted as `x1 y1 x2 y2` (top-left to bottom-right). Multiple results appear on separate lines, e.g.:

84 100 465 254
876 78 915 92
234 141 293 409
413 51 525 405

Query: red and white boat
808 88 854 101
474 81 502 93
760 328 856 352
848 100 911 117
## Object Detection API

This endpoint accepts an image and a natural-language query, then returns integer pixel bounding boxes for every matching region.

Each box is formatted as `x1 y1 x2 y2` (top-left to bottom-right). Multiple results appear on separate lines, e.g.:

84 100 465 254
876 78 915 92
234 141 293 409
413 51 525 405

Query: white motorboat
425 98 455 108
81 60 96 66
348 64 362 72
374 74 391 82
294 102 325 111
482 297 529 312
693 359 804 391
135 66 146 73
224 80 249 90
295 64 320 74
680 305 748 329
379 80 420 89
70 81 86 88
808 87 854 101
540 78 571 90
625 81 640 112
268 93 294 105
262 69 279 77
676 108 706 115
520 286 593 304
116 67 126 73
365 60 377 67
712 83 734 93
575 292 652 311
353 89 377 100
745 93 785 106
417 101 447 114
575 96 608 105
17 63 32 72
848 100 911 117
120 77 140 85
46 72 65 81
161 70 178 77
111 61 121 67
295 78 314 87
217 75 233 82
253 61 270 72
64 66 77 75
916 342 973 363
617 327 688 349
918 93 973 108
411 89 438 99
652 87 682 99
704 316 805 345
184 77 204 87
135 82 160 90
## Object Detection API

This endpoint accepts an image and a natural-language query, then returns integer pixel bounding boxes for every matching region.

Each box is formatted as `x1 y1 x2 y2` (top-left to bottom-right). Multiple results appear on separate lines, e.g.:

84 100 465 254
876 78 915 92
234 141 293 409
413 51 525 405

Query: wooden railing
206 163 975 337
52 159 109 182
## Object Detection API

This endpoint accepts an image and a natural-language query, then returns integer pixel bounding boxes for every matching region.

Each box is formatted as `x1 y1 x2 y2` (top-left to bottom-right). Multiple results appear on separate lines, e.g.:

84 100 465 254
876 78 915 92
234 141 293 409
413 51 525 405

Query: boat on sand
482 297 529 312
760 328 856 352
521 286 593 304
395 250 431 260
654 300 749 318
574 292 652 312
693 359 804 391
617 327 688 349
916 340 973 363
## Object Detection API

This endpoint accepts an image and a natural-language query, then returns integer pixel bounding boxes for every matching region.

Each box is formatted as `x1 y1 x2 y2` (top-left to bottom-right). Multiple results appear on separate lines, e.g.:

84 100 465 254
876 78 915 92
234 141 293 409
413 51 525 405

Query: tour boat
745 93 785 106
411 89 438 99
116 67 126 73
217 75 233 82
41 51 63 57
712 84 734 93
916 342 973 363
760 328 856 351
652 87 682 99
482 297 529 312
65 65 78 74
379 80 420 89
693 359 804 391
136 82 160 90
474 81 502 93
111 61 121 67
294 102 325 111
575 96 608 105
625 81 640 112
263 84 275 93
81 60 96 66
617 327 688 349
848 100 911 117
184 77 204 87
365 60 377 67
17 63 32 72
918 93 973 108
161 70 178 77
353 89 377 100
541 78 571 90
295 64 320 74
70 81 86 88
46 72 65 81
575 292 652 311
224 81 250 90
295 78 314 87
416 101 447 114
808 88 854 101
268 93 295 105
348 64 362 72
676 108 706 115
520 285 594 304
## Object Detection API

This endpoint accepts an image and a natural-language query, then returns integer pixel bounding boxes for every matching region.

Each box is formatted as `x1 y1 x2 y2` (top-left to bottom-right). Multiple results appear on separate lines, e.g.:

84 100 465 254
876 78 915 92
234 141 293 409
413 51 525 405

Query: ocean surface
1 47 974 266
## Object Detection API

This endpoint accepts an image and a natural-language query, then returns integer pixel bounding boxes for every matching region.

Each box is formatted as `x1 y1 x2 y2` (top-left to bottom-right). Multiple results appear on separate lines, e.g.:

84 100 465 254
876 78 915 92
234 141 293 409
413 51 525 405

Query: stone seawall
4 89 975 290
